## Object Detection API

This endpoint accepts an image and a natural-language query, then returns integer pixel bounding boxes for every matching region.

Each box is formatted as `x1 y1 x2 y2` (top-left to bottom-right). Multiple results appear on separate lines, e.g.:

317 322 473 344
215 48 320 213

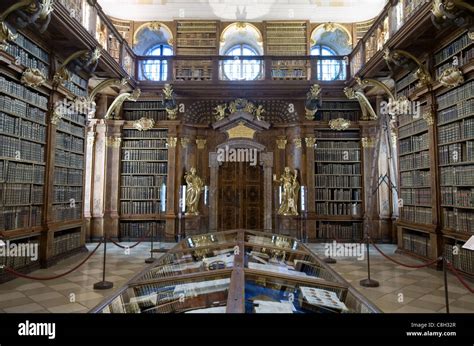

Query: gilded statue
278 167 300 216
255 105 265 121
214 104 227 121
185 167 204 216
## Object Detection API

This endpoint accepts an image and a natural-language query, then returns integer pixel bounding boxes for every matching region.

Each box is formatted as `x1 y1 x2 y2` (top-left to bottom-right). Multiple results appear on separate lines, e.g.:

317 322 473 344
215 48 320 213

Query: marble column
260 152 274 232
90 121 107 240
209 152 219 232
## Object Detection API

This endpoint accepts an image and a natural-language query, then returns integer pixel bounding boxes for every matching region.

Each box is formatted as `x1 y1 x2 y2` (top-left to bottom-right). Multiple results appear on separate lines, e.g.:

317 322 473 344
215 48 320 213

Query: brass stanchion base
93 281 114 290
360 278 380 288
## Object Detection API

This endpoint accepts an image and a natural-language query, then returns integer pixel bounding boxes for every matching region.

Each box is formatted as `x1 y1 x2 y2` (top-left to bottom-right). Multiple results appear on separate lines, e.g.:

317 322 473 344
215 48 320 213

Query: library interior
0 0 472 315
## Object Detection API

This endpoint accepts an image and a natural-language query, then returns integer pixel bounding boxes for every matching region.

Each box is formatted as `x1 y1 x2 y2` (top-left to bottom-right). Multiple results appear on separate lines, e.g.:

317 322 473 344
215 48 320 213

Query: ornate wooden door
218 162 264 230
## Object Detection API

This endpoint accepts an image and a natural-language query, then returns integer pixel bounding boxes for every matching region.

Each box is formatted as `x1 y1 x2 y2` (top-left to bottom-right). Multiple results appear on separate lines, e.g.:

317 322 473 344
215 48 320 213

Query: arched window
311 45 345 81
141 44 173 81
223 44 261 81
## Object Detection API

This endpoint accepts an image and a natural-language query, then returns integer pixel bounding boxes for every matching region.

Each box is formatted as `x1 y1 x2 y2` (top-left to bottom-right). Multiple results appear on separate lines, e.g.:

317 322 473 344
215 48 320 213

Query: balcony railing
135 55 349 83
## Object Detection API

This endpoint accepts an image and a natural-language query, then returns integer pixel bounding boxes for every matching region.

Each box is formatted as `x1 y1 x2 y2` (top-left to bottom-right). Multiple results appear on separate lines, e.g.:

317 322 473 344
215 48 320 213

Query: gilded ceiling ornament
133 117 155 132
438 67 464 88
149 22 161 31
329 118 351 131
229 98 255 114
21 68 46 88
196 139 207 150
276 138 287 150
323 23 336 32
167 137 178 148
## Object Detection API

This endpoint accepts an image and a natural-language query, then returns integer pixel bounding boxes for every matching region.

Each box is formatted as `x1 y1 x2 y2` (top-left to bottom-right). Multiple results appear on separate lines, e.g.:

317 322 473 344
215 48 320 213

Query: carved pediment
212 110 271 140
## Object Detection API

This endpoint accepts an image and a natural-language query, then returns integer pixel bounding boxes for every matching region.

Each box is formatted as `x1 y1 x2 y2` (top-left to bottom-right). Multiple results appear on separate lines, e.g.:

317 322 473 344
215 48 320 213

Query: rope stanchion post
93 236 113 290
145 230 155 264
360 236 380 288
443 256 450 314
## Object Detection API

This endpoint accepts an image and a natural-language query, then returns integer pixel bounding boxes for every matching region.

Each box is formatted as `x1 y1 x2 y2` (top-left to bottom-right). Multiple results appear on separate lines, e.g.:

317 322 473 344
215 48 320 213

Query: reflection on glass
223 44 262 81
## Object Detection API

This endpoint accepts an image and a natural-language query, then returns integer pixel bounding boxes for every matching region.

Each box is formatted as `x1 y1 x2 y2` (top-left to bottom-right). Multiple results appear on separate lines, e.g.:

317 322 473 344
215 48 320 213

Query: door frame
209 139 273 232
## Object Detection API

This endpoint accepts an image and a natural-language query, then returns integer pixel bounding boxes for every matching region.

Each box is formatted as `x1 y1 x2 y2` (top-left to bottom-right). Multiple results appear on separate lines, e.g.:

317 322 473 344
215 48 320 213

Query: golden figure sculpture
185 167 204 216
278 167 300 216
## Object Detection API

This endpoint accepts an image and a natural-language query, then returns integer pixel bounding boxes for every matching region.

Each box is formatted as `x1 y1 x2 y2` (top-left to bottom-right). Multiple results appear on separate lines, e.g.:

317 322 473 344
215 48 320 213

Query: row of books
315 131 360 139
442 209 473 233
0 97 46 124
316 202 362 216
321 102 360 110
120 201 162 215
0 183 39 205
0 206 42 231
444 243 474 275
315 188 362 201
316 111 360 122
53 186 82 203
123 111 168 121
438 143 469 165
0 237 40 269
54 168 83 186
11 32 49 62
124 101 164 110
0 76 48 109
396 72 417 92
434 31 472 66
0 162 44 184
441 187 474 208
400 206 432 224
0 136 44 163
315 175 362 188
122 162 168 175
315 163 361 175
121 187 164 200
52 232 82 257
52 204 82 222
440 165 474 186
54 150 84 169
400 188 431 206
437 99 473 125
315 149 360 161
316 222 363 240
437 80 473 110
399 151 430 171
57 121 85 138
121 175 167 187
175 68 212 80
123 130 168 139
176 38 217 47
435 46 474 79
271 69 307 79
122 140 167 149
400 170 431 187
121 149 168 161
119 222 166 239
438 118 474 145
61 112 86 125
63 80 87 98
4 43 49 76
399 119 428 139
399 133 429 155
56 132 84 153
402 232 430 258
316 141 360 149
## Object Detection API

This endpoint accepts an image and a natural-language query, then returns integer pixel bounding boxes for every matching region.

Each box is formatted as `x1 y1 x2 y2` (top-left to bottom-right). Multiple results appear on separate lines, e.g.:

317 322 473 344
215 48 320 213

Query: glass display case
92 230 380 314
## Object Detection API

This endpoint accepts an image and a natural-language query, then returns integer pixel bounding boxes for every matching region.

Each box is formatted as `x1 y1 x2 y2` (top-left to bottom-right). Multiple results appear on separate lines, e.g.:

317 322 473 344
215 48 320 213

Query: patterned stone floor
0 242 173 313
307 244 474 313
0 242 472 313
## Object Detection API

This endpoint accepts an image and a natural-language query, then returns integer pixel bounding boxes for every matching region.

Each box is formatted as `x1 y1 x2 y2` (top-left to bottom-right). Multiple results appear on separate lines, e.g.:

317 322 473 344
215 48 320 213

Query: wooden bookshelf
175 21 218 81
120 128 168 240
266 22 308 80
123 100 168 121
316 100 361 122
314 129 364 241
